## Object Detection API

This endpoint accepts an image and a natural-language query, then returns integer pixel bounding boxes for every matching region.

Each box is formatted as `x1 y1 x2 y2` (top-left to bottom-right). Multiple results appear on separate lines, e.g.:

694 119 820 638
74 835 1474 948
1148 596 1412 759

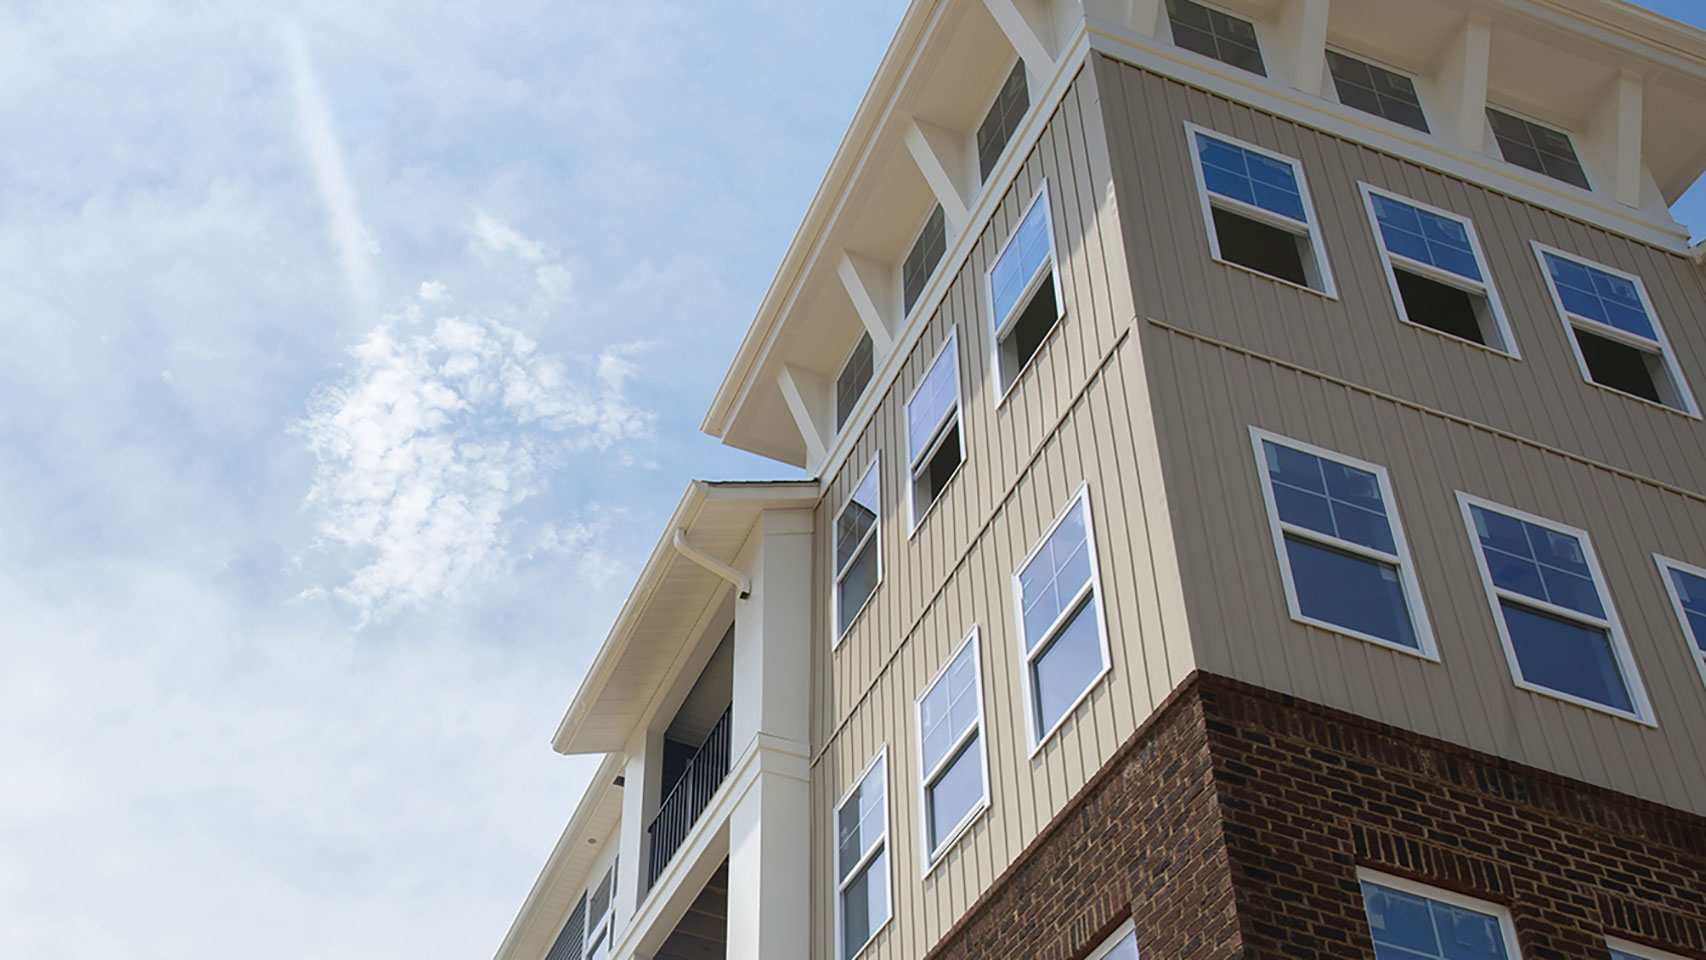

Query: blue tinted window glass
990 196 1052 326
1032 596 1102 734
1361 881 1510 960
1019 502 1092 650
1610 951 1645 960
1285 537 1418 649
1543 253 1657 341
1372 195 1482 282
926 734 983 852
1264 441 1396 554
1470 506 1603 618
1196 134 1306 222
1668 567 1706 655
907 339 959 464
1501 602 1632 712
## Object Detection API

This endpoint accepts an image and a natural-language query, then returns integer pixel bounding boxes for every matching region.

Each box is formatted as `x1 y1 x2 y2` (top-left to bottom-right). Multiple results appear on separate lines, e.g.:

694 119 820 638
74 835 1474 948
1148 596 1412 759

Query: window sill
1288 612 1439 663
832 587 881 651
1573 374 1701 421
1028 660 1113 758
1510 676 1657 728
993 308 1069 411
920 796 990 880
908 462 964 540
1209 254 1339 300
1394 315 1521 361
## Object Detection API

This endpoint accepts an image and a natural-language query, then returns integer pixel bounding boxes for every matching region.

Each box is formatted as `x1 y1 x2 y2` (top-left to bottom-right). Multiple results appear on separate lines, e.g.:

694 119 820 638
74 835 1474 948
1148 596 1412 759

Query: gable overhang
550 479 820 756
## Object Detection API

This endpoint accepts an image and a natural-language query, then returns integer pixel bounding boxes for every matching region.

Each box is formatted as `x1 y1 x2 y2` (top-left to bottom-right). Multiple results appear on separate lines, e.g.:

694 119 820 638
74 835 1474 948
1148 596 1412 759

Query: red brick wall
1203 677 1706 960
921 674 1706 960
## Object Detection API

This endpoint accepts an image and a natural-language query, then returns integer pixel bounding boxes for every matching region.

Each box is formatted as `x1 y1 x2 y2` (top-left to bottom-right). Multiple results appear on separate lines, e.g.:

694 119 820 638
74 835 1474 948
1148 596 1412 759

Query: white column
1436 14 1491 152
1587 69 1644 208
1281 0 1331 96
725 507 814 960
615 725 663 929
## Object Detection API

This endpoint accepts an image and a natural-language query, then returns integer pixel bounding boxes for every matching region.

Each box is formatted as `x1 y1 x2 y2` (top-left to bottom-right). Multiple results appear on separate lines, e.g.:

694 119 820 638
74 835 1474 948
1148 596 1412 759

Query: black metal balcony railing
646 705 733 890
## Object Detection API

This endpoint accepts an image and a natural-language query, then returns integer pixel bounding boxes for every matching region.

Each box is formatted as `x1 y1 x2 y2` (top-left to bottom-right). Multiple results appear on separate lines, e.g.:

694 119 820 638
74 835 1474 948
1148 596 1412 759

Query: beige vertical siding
1095 53 1706 815
807 64 1196 960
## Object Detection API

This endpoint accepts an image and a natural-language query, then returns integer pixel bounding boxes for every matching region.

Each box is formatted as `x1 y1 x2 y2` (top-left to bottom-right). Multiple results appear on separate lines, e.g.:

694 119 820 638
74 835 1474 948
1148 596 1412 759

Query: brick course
921 673 1706 960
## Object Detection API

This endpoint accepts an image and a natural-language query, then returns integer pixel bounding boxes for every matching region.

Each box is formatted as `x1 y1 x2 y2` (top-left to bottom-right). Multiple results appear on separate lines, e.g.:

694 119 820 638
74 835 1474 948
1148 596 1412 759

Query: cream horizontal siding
808 65 1193 960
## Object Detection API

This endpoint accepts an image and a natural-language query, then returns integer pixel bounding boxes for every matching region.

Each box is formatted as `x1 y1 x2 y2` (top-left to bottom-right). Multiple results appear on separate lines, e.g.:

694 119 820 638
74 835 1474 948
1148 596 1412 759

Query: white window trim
1324 48 1433 134
986 181 1066 404
1011 483 1113 755
1455 491 1655 726
834 747 892 960
1356 867 1524 960
915 626 991 874
1160 0 1272 80
1653 553 1706 694
1358 183 1519 358
906 330 966 534
582 857 618 958
1184 122 1339 299
1486 104 1594 192
1530 242 1699 418
1248 427 1438 659
1086 920 1138 960
833 457 883 647
1607 935 1695 960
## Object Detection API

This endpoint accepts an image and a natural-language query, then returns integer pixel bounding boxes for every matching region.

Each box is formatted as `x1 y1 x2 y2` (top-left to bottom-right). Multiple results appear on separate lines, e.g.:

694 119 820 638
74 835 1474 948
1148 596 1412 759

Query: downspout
672 529 751 600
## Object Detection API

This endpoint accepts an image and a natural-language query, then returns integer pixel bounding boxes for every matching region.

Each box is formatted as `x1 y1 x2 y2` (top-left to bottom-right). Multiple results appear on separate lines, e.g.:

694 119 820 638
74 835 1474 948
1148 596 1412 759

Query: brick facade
923 674 1706 960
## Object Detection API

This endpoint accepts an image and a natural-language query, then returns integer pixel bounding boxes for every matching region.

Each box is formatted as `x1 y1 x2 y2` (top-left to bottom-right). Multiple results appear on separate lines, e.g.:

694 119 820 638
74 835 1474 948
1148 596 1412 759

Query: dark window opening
916 421 962 514
1166 0 1266 76
1394 270 1487 345
1212 207 1309 287
1574 328 1664 404
978 61 1030 181
1000 279 1059 387
1487 108 1590 190
903 205 947 314
1326 50 1428 132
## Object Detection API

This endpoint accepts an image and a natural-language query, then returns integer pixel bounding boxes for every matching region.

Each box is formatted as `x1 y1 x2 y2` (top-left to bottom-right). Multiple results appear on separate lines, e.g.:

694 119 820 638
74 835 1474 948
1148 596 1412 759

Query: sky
1 2 1703 959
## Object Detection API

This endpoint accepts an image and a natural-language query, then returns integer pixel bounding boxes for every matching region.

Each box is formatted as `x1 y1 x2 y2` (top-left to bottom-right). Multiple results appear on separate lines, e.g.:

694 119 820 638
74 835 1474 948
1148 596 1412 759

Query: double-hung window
836 333 875 431
836 751 890 960
988 185 1063 394
977 60 1029 182
1534 245 1697 414
1327 50 1429 132
1187 126 1335 295
1165 0 1266 76
907 331 964 527
1358 869 1523 960
1654 555 1706 692
903 204 947 316
1361 186 1514 353
1251 429 1434 656
916 629 987 866
1487 107 1591 190
583 860 617 960
1459 494 1652 722
835 460 882 638
1013 488 1109 746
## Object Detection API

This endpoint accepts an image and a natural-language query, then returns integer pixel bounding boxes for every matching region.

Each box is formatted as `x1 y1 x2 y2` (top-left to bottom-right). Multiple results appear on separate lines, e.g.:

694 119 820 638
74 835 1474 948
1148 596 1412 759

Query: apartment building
492 1 1706 959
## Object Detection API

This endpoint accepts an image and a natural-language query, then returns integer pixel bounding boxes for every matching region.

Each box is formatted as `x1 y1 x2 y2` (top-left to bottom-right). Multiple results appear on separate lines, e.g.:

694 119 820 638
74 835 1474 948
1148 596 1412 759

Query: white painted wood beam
776 364 828 469
904 119 971 228
836 251 895 354
983 0 1056 75
1437 14 1491 152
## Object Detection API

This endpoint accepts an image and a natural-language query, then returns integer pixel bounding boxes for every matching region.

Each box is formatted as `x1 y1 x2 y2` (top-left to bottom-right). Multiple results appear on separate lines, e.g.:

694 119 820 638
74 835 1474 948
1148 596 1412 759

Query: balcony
647 704 733 890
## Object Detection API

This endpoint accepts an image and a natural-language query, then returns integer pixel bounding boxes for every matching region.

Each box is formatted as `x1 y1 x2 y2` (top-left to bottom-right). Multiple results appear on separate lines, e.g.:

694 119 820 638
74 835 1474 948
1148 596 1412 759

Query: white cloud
471 209 575 299
297 298 652 622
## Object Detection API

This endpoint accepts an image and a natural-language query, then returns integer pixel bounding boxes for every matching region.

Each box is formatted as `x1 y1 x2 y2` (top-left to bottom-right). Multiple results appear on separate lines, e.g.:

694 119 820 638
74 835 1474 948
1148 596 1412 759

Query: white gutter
671 528 751 600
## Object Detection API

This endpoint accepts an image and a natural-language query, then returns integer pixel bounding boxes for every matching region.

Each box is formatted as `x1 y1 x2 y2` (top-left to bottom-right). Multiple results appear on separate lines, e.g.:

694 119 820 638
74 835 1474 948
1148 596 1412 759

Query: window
977 60 1029 182
1459 494 1652 722
835 460 881 638
1187 126 1335 295
916 629 987 866
1654 555 1706 692
1327 51 1428 131
903 204 947 315
836 751 890 960
836 333 875 431
1251 429 1434 656
1534 246 1696 414
1361 186 1514 353
1358 870 1522 960
583 860 617 960
1487 108 1591 190
1607 936 1693 960
906 331 964 527
1013 488 1109 746
1088 922 1140 960
1166 0 1265 76
988 185 1064 394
